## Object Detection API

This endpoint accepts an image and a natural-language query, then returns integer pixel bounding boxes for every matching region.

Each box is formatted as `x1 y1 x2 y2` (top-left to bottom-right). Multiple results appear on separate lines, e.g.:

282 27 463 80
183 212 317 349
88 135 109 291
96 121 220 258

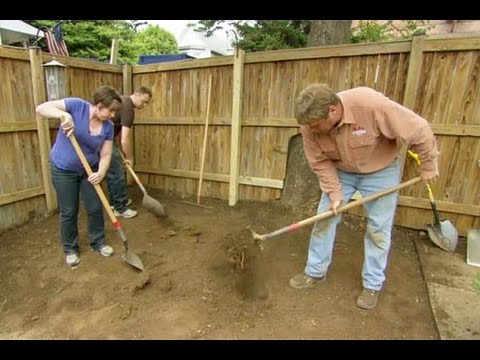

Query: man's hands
330 200 342 215
122 158 133 167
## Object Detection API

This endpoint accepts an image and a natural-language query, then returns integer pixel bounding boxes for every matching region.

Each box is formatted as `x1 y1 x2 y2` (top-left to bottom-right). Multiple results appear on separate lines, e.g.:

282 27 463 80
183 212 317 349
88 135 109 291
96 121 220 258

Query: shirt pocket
348 134 377 161
319 141 341 160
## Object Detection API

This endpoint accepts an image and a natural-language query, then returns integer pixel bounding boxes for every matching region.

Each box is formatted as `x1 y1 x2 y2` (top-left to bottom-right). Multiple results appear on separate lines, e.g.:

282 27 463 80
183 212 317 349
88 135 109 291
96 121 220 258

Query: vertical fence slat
229 49 245 206
399 35 426 178
29 47 56 213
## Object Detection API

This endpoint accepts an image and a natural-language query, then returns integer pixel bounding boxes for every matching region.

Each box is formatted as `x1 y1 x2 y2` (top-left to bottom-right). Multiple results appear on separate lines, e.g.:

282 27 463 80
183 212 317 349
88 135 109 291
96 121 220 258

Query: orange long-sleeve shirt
300 87 438 203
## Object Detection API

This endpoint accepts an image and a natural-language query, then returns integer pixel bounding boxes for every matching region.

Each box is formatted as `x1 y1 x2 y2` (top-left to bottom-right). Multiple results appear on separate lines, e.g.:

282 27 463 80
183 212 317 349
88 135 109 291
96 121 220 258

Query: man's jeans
305 158 401 291
106 144 129 213
50 164 105 254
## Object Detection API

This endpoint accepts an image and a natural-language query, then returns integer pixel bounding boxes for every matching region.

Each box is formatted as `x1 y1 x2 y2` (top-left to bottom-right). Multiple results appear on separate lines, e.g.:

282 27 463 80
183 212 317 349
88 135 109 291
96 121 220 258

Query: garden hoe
69 134 145 271
407 150 458 252
249 177 423 244
118 152 167 217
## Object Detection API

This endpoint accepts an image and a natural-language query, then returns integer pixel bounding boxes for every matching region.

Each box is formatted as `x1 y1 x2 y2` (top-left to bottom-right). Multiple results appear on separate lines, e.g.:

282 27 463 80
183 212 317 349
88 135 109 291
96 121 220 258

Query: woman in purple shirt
36 86 122 267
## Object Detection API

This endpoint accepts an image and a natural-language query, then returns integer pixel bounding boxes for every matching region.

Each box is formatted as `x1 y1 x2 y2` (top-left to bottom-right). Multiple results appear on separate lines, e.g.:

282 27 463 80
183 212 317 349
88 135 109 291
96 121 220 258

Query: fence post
229 48 245 206
29 47 57 213
399 35 425 177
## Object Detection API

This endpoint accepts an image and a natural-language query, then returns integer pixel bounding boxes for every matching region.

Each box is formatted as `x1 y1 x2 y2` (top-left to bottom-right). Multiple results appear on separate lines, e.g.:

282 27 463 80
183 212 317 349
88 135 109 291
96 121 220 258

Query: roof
0 20 43 45
143 20 234 58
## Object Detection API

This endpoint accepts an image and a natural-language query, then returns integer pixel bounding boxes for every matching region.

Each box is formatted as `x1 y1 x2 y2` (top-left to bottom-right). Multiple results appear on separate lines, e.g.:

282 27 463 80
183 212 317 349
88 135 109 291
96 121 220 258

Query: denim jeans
305 158 401 291
50 163 106 254
106 144 129 212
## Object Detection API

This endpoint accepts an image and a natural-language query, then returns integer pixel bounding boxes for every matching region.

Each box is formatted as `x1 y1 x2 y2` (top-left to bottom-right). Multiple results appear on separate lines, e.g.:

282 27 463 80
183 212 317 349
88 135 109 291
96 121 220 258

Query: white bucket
467 229 480 267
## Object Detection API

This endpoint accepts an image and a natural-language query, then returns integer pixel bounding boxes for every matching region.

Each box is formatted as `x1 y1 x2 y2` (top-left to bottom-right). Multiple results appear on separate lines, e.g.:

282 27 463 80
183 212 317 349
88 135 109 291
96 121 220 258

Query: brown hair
93 86 122 111
135 86 153 97
294 83 340 125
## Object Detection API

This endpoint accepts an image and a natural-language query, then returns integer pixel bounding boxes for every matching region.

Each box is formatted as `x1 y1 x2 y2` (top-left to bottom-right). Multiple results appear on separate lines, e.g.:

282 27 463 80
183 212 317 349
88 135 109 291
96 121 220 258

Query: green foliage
129 25 178 61
351 21 390 43
196 20 310 53
25 20 178 64
351 20 433 43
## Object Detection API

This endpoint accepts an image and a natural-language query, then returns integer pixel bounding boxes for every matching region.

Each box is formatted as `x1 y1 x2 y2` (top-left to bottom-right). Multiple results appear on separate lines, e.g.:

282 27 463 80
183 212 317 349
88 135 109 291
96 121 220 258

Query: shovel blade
143 195 167 217
122 251 145 271
426 220 458 252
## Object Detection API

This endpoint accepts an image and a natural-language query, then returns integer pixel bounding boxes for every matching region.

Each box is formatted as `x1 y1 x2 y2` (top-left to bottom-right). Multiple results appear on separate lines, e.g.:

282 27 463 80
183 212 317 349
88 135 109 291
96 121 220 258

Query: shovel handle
251 176 422 242
118 151 147 194
407 150 442 225
69 134 119 228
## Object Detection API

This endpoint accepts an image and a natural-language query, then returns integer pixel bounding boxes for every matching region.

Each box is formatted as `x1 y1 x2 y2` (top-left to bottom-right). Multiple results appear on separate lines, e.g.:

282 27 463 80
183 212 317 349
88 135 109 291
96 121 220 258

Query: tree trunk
307 20 352 47
281 21 352 215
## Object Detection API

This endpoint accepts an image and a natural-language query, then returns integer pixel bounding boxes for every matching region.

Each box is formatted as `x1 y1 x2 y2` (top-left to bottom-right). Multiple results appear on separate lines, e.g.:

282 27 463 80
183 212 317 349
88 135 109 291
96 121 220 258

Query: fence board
2 35 480 236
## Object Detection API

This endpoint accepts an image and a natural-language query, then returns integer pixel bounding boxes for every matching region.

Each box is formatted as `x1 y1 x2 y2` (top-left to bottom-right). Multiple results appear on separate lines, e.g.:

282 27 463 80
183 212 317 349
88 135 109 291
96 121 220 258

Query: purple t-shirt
50 98 114 173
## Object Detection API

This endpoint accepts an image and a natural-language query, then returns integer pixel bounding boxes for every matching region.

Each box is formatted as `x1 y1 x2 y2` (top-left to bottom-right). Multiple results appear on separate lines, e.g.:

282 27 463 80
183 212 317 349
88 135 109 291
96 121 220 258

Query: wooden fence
1 33 479 236
0 46 122 232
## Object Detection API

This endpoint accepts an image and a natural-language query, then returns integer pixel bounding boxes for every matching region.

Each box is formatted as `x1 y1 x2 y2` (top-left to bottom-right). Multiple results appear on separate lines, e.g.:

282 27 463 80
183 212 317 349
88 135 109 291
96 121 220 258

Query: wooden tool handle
197 75 213 204
69 134 118 226
118 151 141 184
253 176 423 241
118 150 147 194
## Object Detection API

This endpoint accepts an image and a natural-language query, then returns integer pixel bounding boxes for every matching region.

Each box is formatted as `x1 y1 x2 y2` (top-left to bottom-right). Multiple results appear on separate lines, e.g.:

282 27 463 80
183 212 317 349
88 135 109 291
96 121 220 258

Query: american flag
44 22 69 56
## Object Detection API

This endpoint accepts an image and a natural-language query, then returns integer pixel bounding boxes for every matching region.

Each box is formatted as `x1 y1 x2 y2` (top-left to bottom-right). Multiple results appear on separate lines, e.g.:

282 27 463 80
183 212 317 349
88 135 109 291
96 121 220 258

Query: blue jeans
305 158 401 291
106 144 129 212
50 163 106 254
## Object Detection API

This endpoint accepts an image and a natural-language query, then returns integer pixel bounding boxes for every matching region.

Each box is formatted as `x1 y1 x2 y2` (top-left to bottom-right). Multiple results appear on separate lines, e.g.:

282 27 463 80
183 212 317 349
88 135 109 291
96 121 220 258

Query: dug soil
0 186 439 339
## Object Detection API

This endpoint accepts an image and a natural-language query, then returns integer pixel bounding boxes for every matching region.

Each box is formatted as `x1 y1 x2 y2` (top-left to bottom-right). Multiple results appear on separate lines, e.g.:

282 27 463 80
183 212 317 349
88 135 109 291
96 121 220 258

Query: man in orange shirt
290 83 439 310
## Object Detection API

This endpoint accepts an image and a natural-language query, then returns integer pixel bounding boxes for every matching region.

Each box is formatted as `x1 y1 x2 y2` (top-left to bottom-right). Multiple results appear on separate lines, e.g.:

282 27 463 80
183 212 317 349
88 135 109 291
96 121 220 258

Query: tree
128 25 178 60
307 20 352 47
25 20 178 64
351 20 433 43
196 20 311 52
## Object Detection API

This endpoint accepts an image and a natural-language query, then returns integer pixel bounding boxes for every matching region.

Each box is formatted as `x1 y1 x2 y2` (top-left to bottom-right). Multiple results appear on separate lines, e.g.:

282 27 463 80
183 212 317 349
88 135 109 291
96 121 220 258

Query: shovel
407 150 458 252
118 151 167 218
69 134 145 271
249 177 423 243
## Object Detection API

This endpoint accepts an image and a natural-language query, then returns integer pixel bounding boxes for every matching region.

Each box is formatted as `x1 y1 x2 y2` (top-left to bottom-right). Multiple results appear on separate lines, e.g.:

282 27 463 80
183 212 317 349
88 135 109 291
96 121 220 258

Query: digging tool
197 75 212 205
182 75 213 209
467 229 480 267
69 134 145 271
249 177 423 243
407 150 458 252
118 151 167 217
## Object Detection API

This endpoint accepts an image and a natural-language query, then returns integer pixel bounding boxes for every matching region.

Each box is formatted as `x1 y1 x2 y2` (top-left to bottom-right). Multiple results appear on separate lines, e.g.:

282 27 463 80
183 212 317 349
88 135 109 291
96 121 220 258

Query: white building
0 20 43 47
143 20 235 58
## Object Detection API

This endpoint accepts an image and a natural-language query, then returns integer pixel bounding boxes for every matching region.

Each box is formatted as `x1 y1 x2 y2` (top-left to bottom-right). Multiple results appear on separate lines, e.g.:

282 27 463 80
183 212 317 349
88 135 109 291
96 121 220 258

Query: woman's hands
87 171 105 185
60 113 75 137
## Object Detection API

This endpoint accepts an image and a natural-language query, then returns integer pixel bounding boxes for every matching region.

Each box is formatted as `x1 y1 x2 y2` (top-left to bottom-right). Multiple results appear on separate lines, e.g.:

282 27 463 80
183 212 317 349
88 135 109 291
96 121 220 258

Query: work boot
289 272 325 289
356 288 380 310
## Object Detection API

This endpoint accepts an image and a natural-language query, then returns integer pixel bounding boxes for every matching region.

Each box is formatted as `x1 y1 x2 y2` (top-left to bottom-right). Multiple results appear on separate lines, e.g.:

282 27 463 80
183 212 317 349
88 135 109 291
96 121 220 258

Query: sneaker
110 199 132 210
114 208 137 218
99 245 114 257
66 253 80 267
356 288 380 310
289 272 325 289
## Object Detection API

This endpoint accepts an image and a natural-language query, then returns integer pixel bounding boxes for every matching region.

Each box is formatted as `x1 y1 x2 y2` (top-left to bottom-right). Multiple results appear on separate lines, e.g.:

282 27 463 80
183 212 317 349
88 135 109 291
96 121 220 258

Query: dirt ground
0 186 439 340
